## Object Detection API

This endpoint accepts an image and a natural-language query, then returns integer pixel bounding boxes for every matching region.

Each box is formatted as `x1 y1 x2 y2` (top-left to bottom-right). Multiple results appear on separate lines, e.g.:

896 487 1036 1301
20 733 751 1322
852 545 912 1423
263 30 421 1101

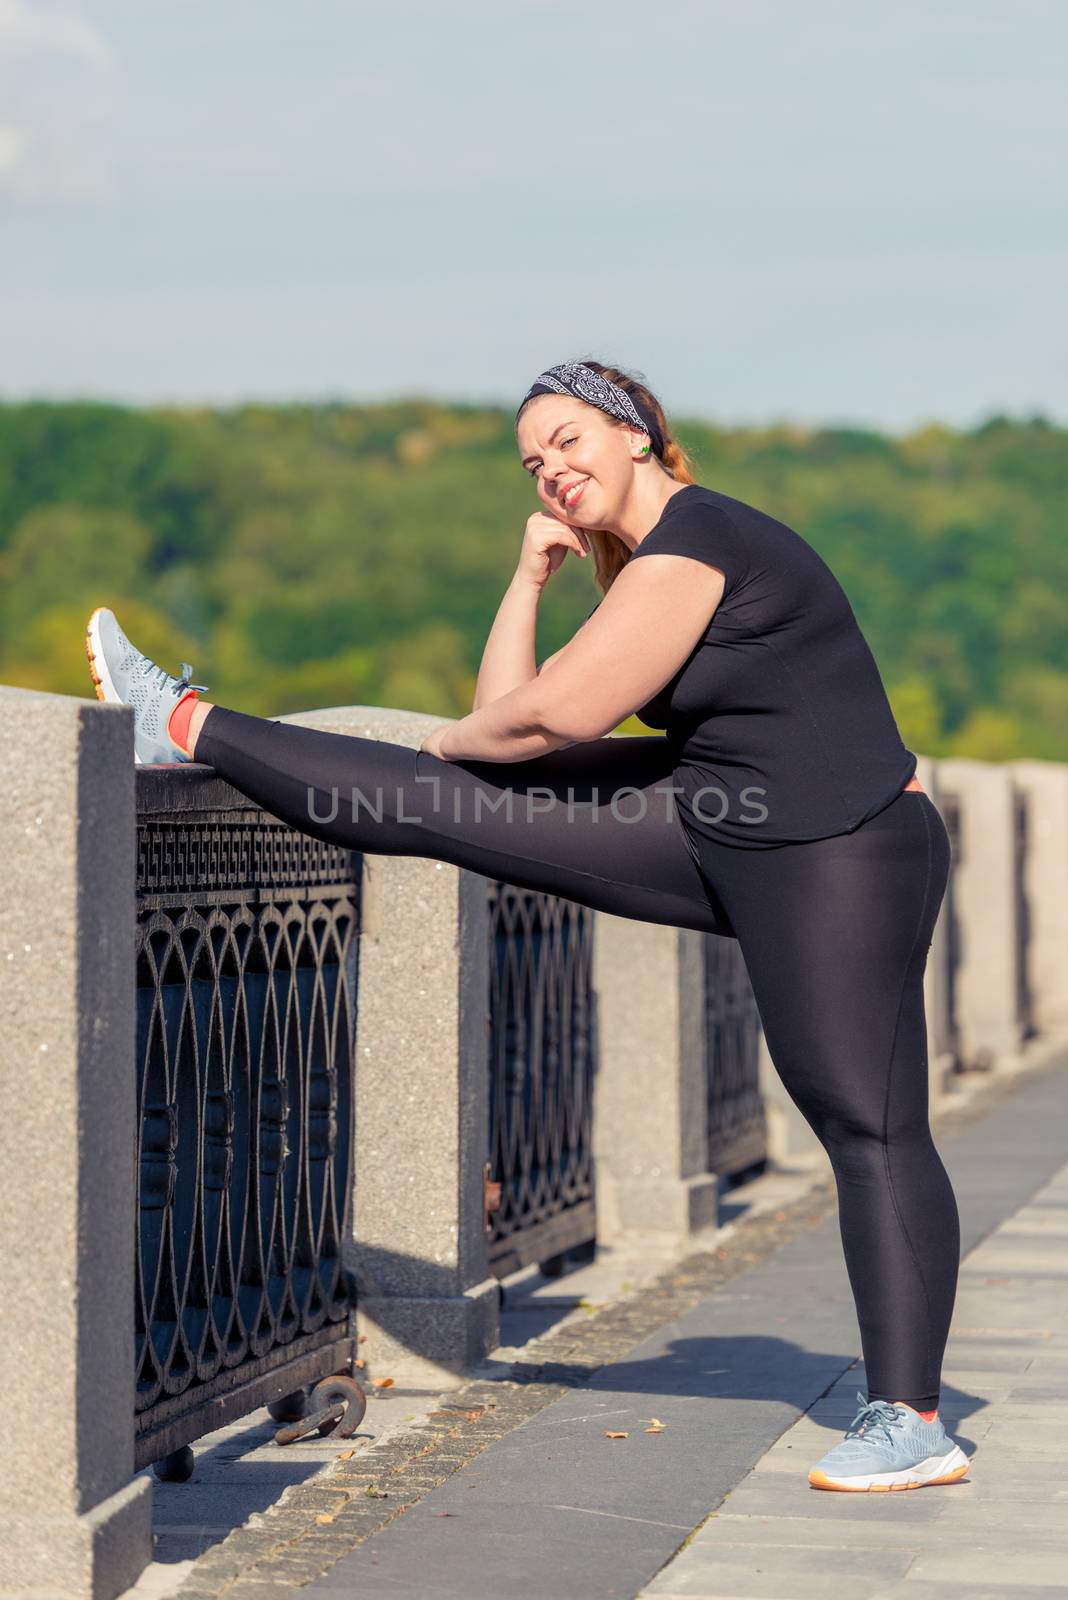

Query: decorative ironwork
1013 787 1035 1041
941 791 963 1064
703 935 767 1178
486 884 596 1277
134 785 360 1468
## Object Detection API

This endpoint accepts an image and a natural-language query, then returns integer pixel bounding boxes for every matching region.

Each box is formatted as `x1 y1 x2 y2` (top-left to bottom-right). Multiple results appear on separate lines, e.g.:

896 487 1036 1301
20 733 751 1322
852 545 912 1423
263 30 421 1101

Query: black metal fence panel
1013 788 1035 1042
134 788 360 1467
941 791 963 1067
486 885 596 1277
703 934 767 1179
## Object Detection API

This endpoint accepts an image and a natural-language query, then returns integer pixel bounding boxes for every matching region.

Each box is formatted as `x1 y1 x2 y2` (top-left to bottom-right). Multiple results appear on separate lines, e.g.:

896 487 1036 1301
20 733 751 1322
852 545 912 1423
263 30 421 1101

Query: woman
85 358 968 1493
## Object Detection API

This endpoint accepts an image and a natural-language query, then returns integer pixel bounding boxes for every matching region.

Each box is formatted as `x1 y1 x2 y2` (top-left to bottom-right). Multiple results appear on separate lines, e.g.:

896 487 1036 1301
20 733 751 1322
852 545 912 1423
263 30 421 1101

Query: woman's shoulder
673 484 834 574
670 482 803 538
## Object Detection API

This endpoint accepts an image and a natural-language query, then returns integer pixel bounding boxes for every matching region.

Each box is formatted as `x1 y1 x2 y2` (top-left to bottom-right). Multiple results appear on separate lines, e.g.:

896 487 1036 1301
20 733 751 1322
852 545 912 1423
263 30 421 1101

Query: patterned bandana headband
515 361 666 459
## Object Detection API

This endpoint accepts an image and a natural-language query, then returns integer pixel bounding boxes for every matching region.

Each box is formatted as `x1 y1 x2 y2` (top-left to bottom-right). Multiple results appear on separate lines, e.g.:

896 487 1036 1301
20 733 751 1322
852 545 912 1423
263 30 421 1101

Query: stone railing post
1009 760 1068 1039
917 754 958 1106
936 757 1026 1067
0 687 152 1600
592 916 719 1241
279 708 498 1383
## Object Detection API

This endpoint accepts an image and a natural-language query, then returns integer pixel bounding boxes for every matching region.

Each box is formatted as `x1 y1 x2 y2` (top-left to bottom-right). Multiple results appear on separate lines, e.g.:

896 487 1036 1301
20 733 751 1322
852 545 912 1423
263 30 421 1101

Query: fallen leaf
604 1431 629 1439
372 1377 394 1389
337 1450 355 1460
358 1335 368 1343
434 1511 457 1517
645 1425 666 1434
316 1513 335 1525
354 1358 366 1369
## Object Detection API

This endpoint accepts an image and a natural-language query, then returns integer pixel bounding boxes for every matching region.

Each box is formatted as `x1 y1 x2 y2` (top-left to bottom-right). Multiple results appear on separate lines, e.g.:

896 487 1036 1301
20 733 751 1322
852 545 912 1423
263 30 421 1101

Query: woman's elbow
535 696 619 744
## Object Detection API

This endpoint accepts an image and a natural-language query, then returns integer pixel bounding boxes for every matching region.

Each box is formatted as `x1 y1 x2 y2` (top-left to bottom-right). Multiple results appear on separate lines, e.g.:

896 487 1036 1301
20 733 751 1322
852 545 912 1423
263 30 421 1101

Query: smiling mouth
561 477 590 509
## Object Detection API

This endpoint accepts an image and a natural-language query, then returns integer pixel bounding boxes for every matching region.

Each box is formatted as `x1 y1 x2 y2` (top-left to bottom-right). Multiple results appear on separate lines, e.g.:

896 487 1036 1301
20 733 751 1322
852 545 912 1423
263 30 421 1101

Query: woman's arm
421 555 727 764
471 573 541 711
471 511 590 710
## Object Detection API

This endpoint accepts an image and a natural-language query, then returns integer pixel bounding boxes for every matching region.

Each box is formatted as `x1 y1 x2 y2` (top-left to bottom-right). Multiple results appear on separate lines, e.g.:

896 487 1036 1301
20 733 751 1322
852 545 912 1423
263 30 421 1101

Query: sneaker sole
809 1444 970 1492
85 606 148 765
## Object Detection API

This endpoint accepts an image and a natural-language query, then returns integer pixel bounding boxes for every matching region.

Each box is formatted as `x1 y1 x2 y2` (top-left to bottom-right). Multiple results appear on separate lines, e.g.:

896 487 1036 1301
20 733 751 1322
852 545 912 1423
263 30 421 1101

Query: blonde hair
522 357 697 598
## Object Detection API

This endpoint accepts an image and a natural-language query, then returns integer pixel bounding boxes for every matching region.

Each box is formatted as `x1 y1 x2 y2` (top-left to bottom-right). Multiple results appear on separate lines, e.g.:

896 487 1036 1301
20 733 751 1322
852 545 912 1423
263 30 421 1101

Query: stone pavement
641 1158 1068 1599
121 1152 839 1599
120 1052 1067 1600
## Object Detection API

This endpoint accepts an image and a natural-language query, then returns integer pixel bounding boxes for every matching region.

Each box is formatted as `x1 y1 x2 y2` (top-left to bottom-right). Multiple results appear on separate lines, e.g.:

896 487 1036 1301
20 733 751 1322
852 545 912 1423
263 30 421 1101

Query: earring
640 443 650 455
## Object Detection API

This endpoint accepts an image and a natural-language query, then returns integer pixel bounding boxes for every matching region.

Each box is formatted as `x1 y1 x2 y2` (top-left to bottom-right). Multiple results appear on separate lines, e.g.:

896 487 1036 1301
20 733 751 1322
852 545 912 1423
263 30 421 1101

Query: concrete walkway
642 1159 1068 1599
121 1054 1066 1600
297 1058 1066 1600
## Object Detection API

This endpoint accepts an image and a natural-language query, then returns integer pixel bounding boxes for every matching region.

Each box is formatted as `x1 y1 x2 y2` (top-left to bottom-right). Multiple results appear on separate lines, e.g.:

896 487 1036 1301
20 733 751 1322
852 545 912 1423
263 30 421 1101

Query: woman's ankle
168 696 214 758
186 700 214 757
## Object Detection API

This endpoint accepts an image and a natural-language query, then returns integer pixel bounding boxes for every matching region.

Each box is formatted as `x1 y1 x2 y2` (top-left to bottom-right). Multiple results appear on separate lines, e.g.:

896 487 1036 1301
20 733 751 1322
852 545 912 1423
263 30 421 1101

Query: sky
1 0 1065 431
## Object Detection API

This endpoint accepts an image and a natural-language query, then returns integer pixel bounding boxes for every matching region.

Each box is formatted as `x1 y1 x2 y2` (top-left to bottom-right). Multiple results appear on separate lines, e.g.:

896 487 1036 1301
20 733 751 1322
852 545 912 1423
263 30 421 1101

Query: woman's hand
419 723 452 760
515 510 591 590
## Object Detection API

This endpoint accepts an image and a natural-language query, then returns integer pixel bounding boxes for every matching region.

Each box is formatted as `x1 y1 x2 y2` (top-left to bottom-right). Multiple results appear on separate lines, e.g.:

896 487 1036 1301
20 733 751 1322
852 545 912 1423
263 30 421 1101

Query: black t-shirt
587 482 916 849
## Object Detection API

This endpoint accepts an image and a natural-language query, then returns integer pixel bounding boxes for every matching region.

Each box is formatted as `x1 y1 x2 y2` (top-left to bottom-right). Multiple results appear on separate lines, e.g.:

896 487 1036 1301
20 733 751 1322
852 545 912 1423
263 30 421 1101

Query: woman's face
516 394 636 528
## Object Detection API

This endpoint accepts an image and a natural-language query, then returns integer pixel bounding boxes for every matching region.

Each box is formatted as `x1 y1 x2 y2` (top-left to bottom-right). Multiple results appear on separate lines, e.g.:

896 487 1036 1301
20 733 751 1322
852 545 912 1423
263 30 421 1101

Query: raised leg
194 706 736 938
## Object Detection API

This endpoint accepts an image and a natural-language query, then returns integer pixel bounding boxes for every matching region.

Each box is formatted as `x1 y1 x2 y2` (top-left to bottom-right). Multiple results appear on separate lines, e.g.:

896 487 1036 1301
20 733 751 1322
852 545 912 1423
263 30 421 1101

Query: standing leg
693 791 957 1408
195 705 736 938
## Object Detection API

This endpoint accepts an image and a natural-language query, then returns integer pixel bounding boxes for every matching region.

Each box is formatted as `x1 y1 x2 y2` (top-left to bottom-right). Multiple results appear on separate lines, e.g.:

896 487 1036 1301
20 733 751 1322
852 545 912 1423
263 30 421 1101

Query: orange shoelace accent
167 690 199 756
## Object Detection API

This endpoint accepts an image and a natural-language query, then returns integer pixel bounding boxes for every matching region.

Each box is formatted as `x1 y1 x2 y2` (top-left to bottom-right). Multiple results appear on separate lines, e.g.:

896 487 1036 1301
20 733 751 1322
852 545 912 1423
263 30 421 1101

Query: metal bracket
273 1374 368 1446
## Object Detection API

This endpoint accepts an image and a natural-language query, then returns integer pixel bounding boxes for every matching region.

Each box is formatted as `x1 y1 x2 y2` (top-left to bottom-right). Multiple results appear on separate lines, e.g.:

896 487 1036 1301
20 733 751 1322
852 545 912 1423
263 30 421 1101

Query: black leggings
197 706 958 1410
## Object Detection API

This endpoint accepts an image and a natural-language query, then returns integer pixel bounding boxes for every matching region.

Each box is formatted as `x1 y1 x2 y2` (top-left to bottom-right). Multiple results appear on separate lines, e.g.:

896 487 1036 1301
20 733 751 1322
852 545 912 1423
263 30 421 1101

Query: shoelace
139 659 209 698
843 1391 906 1449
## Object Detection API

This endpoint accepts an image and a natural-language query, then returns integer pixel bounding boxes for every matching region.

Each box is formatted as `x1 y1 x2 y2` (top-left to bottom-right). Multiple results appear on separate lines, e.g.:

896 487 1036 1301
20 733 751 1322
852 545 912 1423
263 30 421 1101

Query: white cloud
0 0 111 64
0 123 27 177
0 1 112 199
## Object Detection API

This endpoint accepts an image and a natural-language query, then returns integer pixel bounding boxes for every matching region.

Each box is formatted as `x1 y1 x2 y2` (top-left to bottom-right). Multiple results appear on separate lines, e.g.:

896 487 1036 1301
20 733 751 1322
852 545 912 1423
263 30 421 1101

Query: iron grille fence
1013 787 1035 1042
134 773 360 1469
486 884 596 1277
941 791 963 1066
703 934 767 1179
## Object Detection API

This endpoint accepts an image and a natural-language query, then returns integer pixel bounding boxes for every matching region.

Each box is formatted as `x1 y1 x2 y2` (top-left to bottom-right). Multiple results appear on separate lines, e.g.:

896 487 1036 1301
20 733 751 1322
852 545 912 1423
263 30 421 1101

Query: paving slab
870 1587 1068 1600
643 1160 1068 1599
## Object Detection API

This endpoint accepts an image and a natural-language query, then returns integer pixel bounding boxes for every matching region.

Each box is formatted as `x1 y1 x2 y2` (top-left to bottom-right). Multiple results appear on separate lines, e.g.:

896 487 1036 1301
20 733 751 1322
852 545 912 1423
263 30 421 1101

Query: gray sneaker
809 1391 969 1492
86 607 209 765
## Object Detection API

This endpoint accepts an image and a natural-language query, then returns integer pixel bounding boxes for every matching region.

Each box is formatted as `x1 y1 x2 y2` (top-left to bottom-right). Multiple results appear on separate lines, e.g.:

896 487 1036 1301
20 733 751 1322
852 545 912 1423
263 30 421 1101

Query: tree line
0 400 1063 760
